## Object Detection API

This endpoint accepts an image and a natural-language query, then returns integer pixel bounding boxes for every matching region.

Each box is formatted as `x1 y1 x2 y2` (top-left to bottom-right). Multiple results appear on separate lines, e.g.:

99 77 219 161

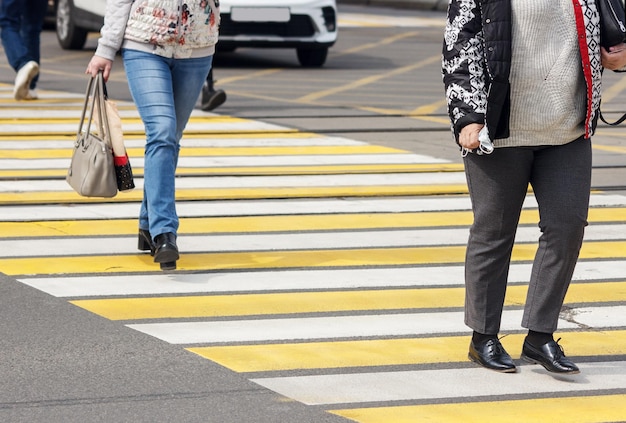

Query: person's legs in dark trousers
0 0 46 99
463 147 534 335
21 0 47 89
200 68 227 111
523 136 591 333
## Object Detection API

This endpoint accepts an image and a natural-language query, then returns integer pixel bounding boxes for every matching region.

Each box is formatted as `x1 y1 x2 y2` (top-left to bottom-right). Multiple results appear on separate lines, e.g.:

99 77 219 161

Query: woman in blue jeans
87 0 220 271
0 0 47 100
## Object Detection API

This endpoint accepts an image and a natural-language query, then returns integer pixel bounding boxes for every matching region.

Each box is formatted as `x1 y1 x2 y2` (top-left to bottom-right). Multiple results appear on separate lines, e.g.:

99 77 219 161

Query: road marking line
19 260 626 297
252 361 626 405
70 281 626 321
126 307 626 344
189 331 626 372
3 241 625 275
331 394 626 423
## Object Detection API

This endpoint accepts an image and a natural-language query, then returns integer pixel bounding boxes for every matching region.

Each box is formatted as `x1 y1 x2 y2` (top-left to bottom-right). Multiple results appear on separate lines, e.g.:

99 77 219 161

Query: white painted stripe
4 224 625 258
126 308 603 344
0 136 369 149
19 261 626 297
0 91 84 100
0 154 447 171
0 173 470 192
0 108 138 119
251 361 626 406
1 195 625 221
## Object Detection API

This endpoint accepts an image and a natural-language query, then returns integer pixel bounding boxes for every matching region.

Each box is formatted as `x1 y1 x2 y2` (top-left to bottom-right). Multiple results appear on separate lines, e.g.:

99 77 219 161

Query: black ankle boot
138 229 155 256
153 232 179 267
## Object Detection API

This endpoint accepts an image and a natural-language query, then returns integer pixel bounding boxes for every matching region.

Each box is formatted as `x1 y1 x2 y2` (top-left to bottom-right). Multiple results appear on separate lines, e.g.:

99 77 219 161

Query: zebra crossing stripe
3 240 626 276
18 261 626 297
69 281 626 321
2 224 625 257
0 194 624 220
187 331 626 372
0 144 407 159
0 163 463 178
251 361 626 406
0 184 472 205
126 307 626 344
331 394 626 423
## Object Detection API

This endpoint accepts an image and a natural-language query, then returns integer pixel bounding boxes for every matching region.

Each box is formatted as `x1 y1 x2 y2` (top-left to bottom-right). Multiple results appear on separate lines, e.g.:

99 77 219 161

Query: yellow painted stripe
331 394 626 423
0 116 247 125
0 128 298 137
2 240 622 276
0 131 320 141
0 145 406 159
593 143 626 154
188 331 626 372
70 281 626 321
0 185 472 205
2 208 624 238
0 163 464 179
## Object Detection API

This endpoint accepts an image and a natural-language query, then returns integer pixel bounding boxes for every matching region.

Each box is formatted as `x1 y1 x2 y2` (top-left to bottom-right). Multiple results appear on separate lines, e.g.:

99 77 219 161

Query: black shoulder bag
597 0 626 125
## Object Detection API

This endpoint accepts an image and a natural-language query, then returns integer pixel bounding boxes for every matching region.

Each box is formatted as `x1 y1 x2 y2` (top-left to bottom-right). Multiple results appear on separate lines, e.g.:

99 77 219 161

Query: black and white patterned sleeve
442 0 487 140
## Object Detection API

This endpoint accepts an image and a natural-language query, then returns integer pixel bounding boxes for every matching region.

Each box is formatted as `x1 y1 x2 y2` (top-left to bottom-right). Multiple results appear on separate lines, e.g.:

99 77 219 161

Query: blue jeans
122 49 213 239
0 0 47 88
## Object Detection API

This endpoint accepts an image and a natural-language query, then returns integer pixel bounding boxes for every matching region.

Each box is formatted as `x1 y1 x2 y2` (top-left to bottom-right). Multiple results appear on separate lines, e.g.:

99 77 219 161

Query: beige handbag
66 72 118 198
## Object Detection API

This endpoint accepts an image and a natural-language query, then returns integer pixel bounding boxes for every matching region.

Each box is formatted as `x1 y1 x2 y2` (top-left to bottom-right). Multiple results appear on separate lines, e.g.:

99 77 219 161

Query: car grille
219 14 316 37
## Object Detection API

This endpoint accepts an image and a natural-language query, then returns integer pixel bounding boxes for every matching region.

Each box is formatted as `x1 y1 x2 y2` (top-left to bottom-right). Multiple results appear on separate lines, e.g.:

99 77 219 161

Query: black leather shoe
138 229 155 256
153 232 179 268
468 338 517 373
200 83 226 111
521 338 580 374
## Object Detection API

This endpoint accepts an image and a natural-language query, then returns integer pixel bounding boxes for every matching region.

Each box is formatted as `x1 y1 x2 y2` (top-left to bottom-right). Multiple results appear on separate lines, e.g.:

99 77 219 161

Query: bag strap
76 72 112 146
600 109 626 126
95 72 112 145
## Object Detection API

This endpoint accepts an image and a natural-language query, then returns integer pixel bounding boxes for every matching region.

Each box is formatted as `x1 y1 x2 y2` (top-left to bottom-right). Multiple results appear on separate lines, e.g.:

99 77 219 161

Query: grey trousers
463 136 591 334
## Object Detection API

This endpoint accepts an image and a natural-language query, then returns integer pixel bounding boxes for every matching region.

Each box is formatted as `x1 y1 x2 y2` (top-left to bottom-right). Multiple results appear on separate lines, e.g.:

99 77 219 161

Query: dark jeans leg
463 148 533 334
0 0 46 86
21 0 47 88
523 137 592 332
0 0 29 71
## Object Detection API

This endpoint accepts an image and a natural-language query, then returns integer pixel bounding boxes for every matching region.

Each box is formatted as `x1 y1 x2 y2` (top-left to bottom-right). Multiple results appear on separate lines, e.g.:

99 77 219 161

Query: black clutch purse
597 0 626 49
114 154 135 191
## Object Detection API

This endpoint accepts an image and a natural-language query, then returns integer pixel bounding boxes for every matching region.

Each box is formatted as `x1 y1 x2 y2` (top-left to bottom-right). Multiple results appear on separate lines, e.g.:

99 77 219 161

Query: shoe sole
160 261 177 271
201 91 226 111
14 62 39 101
468 353 517 373
520 353 580 374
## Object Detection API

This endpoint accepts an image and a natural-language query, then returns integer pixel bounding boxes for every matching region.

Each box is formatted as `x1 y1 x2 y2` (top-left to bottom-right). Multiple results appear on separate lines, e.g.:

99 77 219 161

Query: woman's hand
86 56 113 81
601 43 626 70
459 123 483 151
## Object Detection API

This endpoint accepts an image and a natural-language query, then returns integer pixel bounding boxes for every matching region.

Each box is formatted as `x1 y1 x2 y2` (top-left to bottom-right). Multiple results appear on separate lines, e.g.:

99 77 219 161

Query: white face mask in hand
462 126 494 157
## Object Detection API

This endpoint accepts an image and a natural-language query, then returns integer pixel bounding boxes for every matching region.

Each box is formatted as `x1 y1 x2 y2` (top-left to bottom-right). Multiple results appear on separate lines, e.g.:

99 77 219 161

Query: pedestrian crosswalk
2 84 626 422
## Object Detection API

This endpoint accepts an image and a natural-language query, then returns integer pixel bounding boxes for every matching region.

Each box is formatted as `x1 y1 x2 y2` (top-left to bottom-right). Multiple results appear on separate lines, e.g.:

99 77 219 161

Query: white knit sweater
497 0 587 148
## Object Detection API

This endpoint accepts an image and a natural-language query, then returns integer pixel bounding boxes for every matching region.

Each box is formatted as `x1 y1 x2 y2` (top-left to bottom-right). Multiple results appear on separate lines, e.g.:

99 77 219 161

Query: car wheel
56 0 88 50
296 47 328 67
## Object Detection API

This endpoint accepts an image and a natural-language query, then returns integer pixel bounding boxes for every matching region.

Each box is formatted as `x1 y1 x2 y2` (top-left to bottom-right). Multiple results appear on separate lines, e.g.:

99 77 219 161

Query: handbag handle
77 72 112 146
600 110 626 126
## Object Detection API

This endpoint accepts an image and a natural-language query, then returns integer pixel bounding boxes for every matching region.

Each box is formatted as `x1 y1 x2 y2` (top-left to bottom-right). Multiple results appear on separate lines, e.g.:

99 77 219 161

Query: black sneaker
200 82 226 111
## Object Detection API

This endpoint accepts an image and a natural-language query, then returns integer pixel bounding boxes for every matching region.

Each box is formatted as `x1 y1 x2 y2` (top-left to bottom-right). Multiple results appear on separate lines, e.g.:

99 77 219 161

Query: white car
218 0 337 67
52 0 338 67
